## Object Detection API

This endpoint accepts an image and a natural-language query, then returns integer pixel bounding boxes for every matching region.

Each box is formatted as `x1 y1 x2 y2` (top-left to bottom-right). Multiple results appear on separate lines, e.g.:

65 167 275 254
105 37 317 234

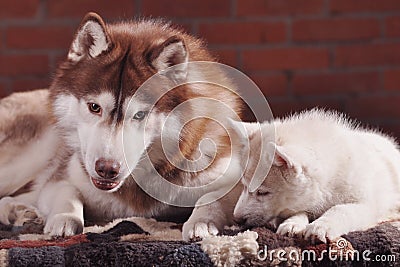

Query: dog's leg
182 184 242 241
303 203 379 243
183 199 228 241
38 180 84 236
276 212 309 237
0 192 43 226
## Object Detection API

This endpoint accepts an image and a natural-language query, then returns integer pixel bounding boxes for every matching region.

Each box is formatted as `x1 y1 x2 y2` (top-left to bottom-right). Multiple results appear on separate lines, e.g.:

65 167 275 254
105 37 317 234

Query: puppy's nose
95 158 121 179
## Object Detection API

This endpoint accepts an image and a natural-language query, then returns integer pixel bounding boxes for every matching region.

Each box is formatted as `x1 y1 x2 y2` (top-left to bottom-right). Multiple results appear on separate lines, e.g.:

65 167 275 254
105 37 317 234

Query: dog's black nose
95 158 121 179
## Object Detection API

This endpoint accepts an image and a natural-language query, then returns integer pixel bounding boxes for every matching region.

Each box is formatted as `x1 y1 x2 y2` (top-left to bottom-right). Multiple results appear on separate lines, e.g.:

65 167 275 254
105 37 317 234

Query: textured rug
0 217 399 266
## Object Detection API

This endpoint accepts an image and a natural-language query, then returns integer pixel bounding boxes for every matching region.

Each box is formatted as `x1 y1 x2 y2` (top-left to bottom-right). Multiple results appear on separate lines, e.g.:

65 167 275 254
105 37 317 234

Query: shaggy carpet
0 217 399 266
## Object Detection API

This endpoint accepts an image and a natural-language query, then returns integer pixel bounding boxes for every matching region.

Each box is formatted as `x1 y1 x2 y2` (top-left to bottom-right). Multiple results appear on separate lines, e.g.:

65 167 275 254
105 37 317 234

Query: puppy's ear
268 142 301 173
270 143 293 167
148 36 188 82
228 119 260 147
68 12 111 62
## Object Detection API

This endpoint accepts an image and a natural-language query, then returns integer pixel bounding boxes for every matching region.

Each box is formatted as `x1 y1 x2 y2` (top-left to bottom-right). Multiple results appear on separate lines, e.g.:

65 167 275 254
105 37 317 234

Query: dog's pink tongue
91 177 120 191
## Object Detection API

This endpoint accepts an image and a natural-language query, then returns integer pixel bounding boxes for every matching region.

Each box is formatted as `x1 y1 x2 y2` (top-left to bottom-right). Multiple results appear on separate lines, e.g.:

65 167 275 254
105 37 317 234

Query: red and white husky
0 13 243 236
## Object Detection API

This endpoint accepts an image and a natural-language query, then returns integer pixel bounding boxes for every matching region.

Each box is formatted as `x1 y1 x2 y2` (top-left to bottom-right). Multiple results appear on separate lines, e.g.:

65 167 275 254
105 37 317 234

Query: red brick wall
1 0 400 137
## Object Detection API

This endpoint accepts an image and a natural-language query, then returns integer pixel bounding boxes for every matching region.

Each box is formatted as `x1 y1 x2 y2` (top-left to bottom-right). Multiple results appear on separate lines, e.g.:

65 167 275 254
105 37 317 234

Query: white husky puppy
232 109 400 243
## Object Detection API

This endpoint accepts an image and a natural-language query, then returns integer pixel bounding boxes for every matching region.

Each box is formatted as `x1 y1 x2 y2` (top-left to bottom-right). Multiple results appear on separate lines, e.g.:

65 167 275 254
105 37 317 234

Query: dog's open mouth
91 177 121 191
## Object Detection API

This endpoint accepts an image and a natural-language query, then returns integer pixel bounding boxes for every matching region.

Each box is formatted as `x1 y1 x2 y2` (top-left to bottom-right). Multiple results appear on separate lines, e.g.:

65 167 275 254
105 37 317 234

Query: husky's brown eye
133 111 147 121
88 103 102 115
256 190 271 196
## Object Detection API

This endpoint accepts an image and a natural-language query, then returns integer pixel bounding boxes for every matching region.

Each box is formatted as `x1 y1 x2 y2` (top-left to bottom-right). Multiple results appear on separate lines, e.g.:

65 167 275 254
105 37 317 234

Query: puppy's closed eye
256 190 271 196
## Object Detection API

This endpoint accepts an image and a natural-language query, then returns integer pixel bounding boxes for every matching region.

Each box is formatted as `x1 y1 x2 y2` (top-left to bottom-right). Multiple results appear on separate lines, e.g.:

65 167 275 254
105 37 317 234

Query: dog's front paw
182 220 219 241
277 220 307 237
303 220 342 243
44 213 83 236
0 197 43 226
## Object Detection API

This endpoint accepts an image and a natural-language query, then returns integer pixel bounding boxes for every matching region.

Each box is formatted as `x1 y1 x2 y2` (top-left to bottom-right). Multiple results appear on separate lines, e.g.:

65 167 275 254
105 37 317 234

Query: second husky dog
234 109 400 243
184 109 400 243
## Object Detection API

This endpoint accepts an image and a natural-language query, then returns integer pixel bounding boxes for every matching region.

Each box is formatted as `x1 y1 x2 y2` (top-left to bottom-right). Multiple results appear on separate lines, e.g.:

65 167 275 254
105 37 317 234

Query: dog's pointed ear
268 142 293 167
228 119 260 146
268 142 301 172
149 36 188 81
68 12 111 62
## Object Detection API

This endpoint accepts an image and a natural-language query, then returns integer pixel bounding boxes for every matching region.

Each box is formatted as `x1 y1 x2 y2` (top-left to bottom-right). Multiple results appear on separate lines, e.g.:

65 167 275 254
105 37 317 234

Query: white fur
39 178 84 236
233 109 400 243
0 127 59 197
41 93 151 235
0 126 59 226
52 93 141 185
